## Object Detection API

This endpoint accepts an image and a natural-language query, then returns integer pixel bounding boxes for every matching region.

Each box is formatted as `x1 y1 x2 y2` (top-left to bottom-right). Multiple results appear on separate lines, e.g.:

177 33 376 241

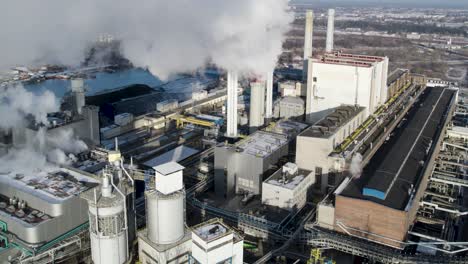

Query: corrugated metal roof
142 145 199 168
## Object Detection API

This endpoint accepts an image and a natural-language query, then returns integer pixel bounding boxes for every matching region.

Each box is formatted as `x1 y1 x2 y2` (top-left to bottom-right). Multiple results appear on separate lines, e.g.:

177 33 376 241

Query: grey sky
291 0 468 9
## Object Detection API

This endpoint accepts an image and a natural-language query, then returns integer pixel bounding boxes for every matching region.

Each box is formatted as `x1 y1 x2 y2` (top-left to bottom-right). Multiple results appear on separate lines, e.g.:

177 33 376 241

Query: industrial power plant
0 3 467 264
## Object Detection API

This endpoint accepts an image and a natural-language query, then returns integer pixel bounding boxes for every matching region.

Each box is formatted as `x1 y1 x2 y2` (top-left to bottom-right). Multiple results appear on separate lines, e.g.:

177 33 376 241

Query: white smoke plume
46 129 88 154
0 0 293 79
0 84 58 128
0 85 88 175
349 153 363 179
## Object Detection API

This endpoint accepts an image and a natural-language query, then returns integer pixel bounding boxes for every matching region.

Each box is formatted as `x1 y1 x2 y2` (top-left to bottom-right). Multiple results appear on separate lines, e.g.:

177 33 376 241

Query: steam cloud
349 153 363 179
0 85 58 129
0 0 293 78
0 85 87 175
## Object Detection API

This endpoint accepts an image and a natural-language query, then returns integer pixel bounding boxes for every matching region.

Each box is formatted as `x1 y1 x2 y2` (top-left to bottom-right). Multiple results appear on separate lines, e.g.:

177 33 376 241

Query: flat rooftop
340 87 456 210
326 52 386 62
264 167 312 190
142 145 200 168
235 131 288 158
313 52 386 68
301 105 365 138
271 120 308 138
193 220 231 242
0 168 97 202
0 168 98 225
0 193 54 226
153 161 184 175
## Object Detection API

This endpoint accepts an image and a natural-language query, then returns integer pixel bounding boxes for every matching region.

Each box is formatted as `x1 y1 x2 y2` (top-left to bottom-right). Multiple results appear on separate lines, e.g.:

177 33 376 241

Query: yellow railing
171 115 216 128
333 81 413 154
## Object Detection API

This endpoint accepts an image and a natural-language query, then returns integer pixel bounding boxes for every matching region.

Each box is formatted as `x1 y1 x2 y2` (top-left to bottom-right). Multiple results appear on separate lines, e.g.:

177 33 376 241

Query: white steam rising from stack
350 153 363 179
0 1 293 142
0 85 88 175
326 9 335 53
0 0 293 79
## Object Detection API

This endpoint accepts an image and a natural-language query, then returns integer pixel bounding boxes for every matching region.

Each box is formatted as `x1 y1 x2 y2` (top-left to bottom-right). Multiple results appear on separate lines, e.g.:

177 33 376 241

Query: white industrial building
296 105 366 192
192 90 208 101
262 163 314 210
190 219 243 264
279 81 302 97
306 52 389 123
138 162 192 264
278 96 305 120
157 99 179 113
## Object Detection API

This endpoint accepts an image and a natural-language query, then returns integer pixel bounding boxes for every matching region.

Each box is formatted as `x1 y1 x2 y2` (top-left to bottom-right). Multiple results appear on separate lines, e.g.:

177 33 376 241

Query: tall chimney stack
303 10 314 81
303 10 314 60
325 9 335 53
265 71 273 120
226 71 238 138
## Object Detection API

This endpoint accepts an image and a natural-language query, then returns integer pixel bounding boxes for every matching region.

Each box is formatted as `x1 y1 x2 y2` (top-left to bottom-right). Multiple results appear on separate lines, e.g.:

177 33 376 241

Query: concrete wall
317 202 335 230
279 97 305 120
296 136 332 173
214 146 236 198
306 60 376 123
296 109 365 170
138 231 191 264
380 58 389 102
305 59 390 123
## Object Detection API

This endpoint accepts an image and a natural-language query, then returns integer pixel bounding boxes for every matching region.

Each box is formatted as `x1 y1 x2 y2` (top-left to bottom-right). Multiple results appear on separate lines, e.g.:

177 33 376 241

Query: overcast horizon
290 0 468 9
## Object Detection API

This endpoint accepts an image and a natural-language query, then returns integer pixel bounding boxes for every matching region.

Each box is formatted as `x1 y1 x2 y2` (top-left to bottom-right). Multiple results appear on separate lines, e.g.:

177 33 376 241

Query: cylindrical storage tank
146 189 185 244
88 200 128 264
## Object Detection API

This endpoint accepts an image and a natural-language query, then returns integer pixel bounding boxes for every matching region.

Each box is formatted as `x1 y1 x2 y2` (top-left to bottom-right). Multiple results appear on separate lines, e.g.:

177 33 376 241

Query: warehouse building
305 52 389 123
319 87 458 248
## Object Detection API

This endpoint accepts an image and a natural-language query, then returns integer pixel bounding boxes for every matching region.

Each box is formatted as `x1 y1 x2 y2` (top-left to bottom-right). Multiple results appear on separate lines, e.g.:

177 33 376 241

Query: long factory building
318 86 458 249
